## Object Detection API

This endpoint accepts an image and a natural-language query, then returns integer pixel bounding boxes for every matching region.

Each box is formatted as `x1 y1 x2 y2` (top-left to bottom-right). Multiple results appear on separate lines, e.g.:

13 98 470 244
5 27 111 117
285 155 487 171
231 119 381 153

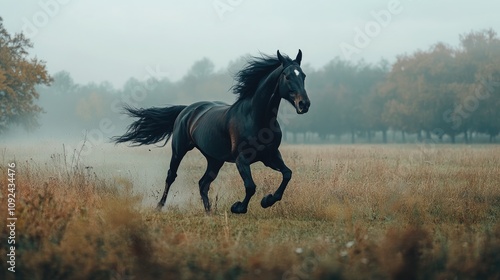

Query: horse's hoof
261 194 275 208
230 201 247 214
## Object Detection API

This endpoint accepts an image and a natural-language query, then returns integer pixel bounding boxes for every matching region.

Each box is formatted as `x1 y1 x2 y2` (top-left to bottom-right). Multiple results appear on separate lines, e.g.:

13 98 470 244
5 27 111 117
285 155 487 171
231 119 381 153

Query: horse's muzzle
296 98 310 114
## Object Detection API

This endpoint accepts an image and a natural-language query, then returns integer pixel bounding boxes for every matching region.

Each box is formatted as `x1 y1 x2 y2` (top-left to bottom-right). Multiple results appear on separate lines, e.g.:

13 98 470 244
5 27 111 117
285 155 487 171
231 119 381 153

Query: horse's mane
231 52 293 101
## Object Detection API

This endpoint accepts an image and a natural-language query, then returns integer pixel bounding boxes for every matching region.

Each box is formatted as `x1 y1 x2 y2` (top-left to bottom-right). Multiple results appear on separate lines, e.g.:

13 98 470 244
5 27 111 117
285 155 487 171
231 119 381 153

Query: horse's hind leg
156 136 193 211
198 157 224 213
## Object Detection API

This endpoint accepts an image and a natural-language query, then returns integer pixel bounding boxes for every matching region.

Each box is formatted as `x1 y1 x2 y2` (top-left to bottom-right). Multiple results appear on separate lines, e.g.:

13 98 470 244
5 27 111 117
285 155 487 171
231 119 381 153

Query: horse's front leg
261 150 292 208
231 154 256 214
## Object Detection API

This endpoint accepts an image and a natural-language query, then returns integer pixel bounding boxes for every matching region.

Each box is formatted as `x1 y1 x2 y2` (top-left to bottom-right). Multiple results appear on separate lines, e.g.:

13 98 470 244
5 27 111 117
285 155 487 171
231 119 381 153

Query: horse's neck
251 68 282 126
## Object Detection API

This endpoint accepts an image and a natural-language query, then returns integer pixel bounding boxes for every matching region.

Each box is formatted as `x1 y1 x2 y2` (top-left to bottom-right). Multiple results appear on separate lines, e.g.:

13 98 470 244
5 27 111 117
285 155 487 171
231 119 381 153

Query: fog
1 1 500 146
2 1 499 87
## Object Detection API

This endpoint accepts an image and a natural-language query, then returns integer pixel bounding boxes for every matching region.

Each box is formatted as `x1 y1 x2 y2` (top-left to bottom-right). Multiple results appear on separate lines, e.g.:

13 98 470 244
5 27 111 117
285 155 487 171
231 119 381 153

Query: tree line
289 29 500 143
1 17 499 143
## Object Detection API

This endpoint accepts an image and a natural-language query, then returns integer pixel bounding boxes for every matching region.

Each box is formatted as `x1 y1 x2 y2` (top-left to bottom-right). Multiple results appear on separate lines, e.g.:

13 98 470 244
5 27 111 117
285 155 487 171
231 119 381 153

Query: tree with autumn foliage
455 29 500 142
380 29 500 143
0 17 52 133
381 43 461 141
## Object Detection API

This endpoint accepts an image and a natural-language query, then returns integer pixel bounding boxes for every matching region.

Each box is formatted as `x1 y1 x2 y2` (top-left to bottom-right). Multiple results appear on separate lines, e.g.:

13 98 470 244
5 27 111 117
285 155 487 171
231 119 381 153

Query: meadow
1 143 499 279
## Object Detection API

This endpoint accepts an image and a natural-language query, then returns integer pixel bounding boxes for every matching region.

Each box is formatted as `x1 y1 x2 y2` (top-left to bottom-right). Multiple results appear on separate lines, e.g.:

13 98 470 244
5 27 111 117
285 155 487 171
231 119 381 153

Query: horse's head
277 49 310 114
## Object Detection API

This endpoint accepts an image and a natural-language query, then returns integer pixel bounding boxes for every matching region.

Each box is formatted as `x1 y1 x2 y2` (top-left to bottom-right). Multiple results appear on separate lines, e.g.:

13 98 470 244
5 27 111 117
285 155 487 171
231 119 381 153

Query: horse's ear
277 50 285 64
295 49 302 65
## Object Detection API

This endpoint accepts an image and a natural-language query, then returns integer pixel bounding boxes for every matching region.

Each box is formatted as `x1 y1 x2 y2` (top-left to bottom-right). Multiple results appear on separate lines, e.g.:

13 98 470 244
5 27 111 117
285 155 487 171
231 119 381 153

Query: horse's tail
112 105 187 146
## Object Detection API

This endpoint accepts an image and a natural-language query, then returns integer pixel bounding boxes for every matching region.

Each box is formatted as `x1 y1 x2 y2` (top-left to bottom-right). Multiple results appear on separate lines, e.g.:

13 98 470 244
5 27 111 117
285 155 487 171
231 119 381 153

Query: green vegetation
1 145 499 279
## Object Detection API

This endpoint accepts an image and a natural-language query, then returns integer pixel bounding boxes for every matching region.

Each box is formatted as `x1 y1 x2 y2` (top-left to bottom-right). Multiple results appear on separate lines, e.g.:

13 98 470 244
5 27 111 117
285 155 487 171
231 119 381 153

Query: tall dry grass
1 145 499 279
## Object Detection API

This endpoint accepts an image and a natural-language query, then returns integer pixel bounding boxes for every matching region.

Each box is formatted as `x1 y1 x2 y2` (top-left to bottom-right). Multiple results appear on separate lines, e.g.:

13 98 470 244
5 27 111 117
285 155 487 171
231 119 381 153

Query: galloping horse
113 50 310 214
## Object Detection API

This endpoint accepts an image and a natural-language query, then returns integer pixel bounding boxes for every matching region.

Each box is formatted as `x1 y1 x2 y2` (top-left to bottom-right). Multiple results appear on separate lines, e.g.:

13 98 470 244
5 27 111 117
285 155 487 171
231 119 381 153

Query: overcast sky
2 0 499 87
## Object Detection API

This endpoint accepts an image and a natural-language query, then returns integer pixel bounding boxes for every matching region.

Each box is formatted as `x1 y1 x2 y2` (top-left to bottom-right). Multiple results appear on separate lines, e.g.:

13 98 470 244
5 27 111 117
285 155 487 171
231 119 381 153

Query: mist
3 29 500 148
2 4 500 277
1 1 500 148
2 1 499 86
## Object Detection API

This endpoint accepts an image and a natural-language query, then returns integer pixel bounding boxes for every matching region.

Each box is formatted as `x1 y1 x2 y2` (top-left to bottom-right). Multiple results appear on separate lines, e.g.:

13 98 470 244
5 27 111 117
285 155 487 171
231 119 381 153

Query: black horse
113 50 310 214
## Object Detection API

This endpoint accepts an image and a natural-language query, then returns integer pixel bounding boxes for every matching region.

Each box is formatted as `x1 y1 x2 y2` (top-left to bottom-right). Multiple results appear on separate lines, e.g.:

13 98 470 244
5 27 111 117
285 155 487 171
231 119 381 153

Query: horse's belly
187 104 233 161
192 129 233 160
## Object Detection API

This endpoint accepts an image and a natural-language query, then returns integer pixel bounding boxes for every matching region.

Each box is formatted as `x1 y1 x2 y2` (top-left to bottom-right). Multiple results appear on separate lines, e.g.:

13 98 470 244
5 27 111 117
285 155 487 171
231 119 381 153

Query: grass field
1 143 499 279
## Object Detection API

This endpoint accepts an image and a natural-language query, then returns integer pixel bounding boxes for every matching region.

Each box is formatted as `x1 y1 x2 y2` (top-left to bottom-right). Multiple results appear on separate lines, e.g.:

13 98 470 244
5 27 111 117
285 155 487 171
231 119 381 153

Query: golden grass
1 144 499 279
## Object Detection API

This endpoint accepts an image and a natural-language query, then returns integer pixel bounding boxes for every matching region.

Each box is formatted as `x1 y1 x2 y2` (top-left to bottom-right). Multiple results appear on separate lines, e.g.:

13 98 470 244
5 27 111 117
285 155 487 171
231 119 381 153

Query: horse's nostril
299 100 310 109
297 100 310 113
